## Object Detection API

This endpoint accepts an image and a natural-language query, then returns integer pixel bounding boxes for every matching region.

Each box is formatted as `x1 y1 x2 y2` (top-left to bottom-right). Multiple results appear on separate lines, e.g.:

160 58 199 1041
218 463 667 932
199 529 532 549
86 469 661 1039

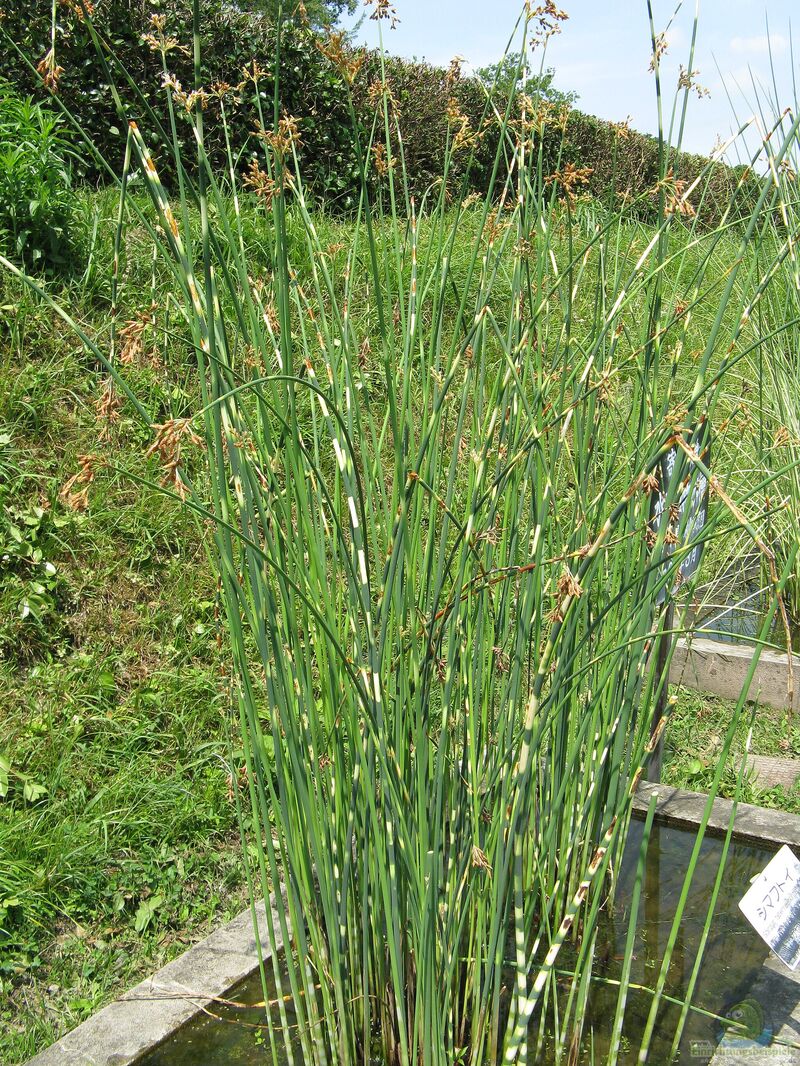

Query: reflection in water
692 581 799 652
140 824 772 1065
578 821 771 1065
138 963 298 1066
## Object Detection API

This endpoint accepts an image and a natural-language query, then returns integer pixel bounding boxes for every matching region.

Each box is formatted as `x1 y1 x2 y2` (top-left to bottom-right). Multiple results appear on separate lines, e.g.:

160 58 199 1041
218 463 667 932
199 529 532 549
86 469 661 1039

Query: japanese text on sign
739 845 800 971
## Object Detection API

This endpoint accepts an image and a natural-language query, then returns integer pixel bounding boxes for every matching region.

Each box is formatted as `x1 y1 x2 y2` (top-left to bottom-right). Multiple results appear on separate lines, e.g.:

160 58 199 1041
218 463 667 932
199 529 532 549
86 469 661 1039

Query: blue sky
343 1 797 159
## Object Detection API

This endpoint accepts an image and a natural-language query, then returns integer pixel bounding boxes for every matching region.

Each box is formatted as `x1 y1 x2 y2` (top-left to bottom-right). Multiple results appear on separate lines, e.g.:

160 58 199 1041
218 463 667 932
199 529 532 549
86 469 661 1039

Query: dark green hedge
553 110 760 225
0 0 759 224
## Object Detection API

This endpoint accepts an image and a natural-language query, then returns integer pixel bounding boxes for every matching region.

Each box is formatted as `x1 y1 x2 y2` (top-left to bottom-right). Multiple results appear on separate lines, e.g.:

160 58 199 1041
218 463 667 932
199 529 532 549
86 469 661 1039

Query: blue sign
650 422 711 605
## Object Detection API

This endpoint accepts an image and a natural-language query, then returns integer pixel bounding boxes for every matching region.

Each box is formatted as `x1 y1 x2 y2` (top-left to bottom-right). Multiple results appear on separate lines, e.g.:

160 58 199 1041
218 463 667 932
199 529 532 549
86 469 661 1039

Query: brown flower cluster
243 158 277 204
95 378 123 439
609 116 632 140
142 13 186 56
208 81 243 104
145 418 202 499
677 65 710 99
36 49 64 93
446 97 478 154
556 566 583 601
483 208 508 245
649 31 668 72
471 845 492 874
774 425 792 449
367 77 399 115
660 169 696 218
242 60 270 84
59 0 94 21
528 0 568 43
366 0 399 30
317 31 365 86
513 236 535 260
118 306 158 366
161 72 208 113
446 56 463 88
371 141 394 177
60 454 101 512
548 566 584 623
260 115 301 159
493 646 510 674
545 162 593 206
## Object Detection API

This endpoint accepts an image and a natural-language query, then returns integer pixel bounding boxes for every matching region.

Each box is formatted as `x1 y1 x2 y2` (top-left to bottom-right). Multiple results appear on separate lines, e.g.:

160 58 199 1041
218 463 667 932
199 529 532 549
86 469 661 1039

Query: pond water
691 562 800 651
695 592 798 649
575 820 772 1064
138 823 774 1065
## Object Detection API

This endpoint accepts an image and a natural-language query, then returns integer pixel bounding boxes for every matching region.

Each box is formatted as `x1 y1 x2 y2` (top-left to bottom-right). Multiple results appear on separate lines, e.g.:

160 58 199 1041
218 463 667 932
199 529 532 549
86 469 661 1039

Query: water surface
139 823 774 1065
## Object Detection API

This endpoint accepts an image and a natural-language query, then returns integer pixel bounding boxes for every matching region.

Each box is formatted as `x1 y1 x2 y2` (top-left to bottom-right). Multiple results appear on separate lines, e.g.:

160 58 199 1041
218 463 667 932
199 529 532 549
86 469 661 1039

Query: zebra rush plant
4 0 800 1062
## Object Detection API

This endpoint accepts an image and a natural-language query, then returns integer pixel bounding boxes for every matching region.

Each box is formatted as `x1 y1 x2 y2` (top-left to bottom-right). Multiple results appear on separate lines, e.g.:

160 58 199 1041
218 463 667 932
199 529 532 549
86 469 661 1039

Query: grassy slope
665 686 800 814
0 193 248 1063
0 186 790 1062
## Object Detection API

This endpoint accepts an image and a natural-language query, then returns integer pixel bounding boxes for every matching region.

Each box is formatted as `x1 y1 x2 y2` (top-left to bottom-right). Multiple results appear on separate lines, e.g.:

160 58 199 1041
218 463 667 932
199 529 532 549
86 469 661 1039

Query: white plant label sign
739 844 800 970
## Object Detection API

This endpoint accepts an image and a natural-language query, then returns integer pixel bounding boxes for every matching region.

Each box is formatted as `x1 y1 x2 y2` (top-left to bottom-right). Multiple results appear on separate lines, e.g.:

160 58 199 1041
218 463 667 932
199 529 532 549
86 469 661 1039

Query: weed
0 81 79 273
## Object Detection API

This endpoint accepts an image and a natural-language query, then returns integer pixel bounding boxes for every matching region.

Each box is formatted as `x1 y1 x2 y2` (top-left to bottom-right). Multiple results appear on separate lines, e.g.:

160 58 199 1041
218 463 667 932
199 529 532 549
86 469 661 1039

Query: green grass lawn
664 686 800 814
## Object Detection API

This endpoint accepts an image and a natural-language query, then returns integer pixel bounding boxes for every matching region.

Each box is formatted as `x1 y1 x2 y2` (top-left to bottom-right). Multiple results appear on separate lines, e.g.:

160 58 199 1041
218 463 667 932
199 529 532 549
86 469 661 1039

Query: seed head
95 378 123 439
59 0 94 20
545 162 593 206
372 141 394 178
161 72 208 113
243 158 277 204
556 566 584 601
260 114 301 159
118 306 156 366
527 1 568 44
471 845 492 874
142 13 186 56
677 65 709 99
649 32 668 72
60 454 101 511
446 56 464 88
366 0 399 29
317 31 365 85
145 418 203 499
659 169 696 218
36 49 64 93
774 426 791 448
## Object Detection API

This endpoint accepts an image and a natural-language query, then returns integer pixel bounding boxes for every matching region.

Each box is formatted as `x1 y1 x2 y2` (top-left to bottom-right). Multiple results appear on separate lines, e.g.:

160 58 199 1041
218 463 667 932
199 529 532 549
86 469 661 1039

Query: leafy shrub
0 1 755 224
0 81 77 272
0 0 360 204
549 109 762 225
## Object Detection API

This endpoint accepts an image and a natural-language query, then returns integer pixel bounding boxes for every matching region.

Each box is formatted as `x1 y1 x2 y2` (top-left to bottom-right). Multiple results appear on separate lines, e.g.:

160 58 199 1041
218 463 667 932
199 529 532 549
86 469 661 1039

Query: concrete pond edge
24 892 288 1066
670 636 800 713
25 786 800 1066
633 779 800 850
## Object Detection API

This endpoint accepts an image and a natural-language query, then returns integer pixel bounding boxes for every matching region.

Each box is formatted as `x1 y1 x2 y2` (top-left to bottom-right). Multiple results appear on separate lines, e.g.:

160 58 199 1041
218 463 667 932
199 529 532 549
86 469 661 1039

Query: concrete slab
670 637 800 712
24 784 800 1066
633 781 800 851
24 894 288 1066
740 755 800 791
